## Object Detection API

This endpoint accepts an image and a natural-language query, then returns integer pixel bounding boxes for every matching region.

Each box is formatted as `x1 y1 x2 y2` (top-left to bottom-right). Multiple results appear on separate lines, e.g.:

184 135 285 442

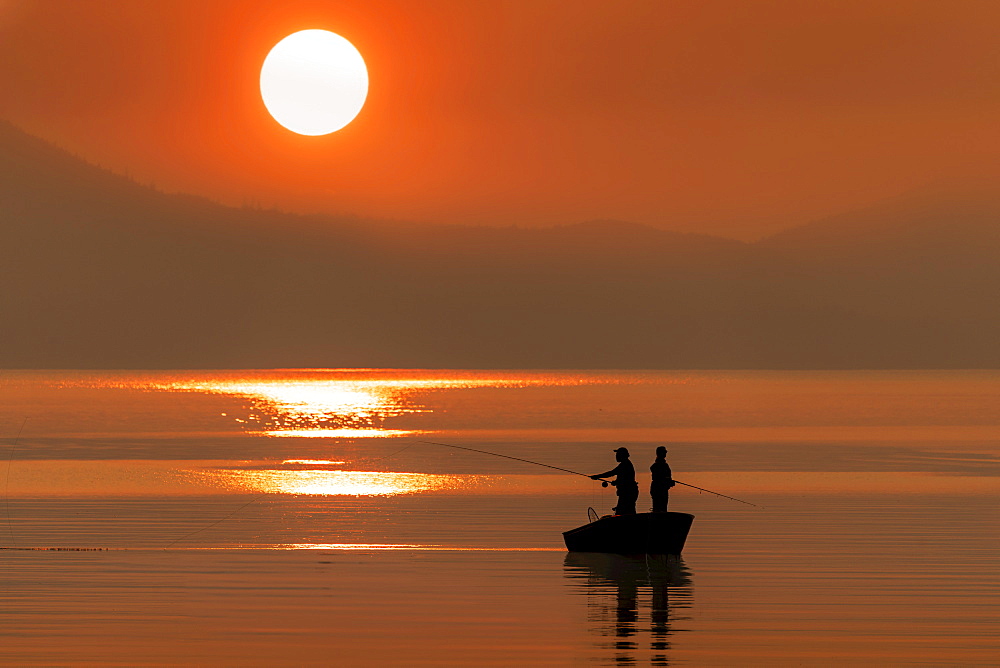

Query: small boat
563 511 695 555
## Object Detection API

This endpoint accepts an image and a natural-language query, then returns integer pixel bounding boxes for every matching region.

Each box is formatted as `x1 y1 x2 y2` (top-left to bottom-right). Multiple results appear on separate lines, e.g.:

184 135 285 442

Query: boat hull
562 512 694 554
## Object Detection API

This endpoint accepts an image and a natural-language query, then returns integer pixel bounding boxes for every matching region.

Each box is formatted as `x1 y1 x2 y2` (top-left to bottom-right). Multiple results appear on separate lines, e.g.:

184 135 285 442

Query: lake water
1 370 998 665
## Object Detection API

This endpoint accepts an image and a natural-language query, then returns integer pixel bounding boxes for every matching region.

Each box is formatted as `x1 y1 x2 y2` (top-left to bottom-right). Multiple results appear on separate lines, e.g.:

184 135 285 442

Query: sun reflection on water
265 429 415 438
73 372 589 439
270 544 565 551
197 467 472 496
161 379 435 437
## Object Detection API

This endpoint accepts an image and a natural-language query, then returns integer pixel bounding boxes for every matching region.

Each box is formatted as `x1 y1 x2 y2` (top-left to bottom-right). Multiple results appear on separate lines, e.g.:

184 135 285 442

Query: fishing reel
601 481 609 488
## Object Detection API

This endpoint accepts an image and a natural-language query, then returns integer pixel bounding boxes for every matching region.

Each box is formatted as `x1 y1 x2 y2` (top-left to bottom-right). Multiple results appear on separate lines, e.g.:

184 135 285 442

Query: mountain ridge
2 121 998 369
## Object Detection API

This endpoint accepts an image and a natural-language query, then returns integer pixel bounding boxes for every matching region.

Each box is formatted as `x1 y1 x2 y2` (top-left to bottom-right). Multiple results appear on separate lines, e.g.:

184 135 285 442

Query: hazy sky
4 0 1000 239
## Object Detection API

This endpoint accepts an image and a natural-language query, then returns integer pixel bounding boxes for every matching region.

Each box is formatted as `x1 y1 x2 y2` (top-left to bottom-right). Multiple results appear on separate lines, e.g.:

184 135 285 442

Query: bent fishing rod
419 440 761 508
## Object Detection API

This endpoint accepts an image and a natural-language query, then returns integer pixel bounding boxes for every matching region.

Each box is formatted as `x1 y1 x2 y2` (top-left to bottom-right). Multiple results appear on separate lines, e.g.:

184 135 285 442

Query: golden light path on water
194 468 479 496
172 544 564 551
269 545 564 551
152 376 541 437
266 429 415 438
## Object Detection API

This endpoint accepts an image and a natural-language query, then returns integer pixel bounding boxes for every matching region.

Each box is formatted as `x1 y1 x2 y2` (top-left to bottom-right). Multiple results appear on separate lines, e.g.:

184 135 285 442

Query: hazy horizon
9 116 1000 245
6 1 1000 239
3 119 999 370
5 116 980 245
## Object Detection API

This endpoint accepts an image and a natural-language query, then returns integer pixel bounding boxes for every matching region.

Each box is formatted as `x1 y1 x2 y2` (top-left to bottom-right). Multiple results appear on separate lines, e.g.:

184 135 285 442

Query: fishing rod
420 440 761 508
670 480 760 508
420 440 607 482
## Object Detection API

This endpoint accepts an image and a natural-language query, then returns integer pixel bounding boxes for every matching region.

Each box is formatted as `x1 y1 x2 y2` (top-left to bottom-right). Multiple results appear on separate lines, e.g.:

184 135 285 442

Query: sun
260 30 368 136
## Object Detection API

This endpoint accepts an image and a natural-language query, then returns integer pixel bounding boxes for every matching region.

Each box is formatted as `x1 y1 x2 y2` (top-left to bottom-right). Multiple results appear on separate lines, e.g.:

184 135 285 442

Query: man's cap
613 447 630 455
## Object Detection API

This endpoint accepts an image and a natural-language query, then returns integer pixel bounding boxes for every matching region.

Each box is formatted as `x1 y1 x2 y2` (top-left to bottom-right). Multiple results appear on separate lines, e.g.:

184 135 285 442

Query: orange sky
3 0 1000 239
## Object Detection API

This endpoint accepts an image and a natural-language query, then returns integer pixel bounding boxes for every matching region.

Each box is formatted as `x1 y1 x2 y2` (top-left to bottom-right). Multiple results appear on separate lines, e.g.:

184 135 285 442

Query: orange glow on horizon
5 2 1000 238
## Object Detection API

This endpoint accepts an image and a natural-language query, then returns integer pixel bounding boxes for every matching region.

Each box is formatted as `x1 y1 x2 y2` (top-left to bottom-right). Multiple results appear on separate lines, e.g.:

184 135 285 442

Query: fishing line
4 418 27 548
164 493 268 549
421 439 761 508
353 441 417 468
419 440 611 483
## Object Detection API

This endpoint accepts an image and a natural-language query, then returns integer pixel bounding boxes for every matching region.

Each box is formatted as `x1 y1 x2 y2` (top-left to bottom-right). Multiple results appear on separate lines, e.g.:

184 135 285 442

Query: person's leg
618 486 639 515
655 490 668 512
650 484 668 512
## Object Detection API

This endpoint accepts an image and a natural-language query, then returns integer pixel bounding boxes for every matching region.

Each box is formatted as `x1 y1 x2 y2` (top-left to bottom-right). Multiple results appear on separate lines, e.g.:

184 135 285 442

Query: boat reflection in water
564 553 692 667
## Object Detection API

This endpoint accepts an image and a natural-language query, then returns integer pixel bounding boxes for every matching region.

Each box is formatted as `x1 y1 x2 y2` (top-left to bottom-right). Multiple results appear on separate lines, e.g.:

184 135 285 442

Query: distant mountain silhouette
2 120 998 368
756 194 1000 367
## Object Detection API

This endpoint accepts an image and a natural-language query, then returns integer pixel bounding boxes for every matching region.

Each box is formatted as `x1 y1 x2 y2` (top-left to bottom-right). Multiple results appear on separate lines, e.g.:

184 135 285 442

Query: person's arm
590 463 621 480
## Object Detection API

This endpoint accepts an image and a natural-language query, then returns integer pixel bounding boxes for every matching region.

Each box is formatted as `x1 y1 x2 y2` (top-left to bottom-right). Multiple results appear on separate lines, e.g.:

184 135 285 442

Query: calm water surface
1 370 998 665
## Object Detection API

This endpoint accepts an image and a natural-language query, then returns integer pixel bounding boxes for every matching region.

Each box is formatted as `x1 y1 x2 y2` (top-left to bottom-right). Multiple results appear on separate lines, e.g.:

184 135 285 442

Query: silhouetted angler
591 447 638 515
650 446 674 512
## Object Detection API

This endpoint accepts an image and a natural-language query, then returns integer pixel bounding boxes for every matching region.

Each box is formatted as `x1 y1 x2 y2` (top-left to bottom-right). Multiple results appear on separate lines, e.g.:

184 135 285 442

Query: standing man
649 445 675 512
591 447 639 515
